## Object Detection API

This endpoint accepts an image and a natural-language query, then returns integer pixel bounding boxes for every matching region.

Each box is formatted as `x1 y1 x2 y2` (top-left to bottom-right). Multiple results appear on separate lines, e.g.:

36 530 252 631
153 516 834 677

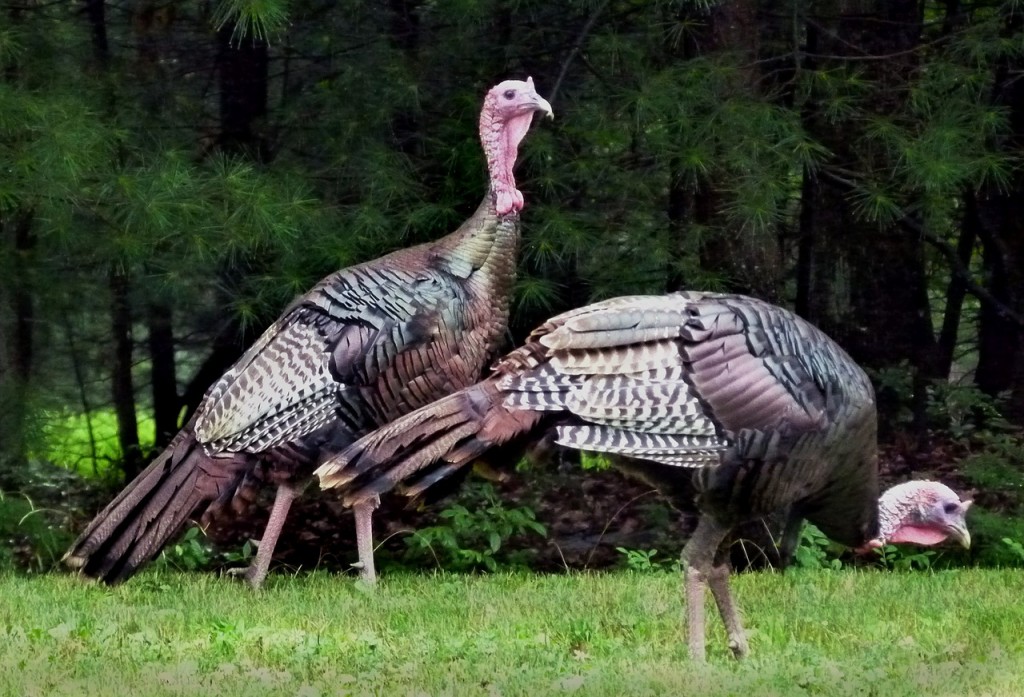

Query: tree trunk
217 25 269 161
83 0 109 67
148 302 179 448
795 1 943 442
932 192 978 383
663 0 781 298
387 0 423 158
794 166 816 320
175 21 275 422
973 7 1024 425
0 209 35 479
110 267 142 479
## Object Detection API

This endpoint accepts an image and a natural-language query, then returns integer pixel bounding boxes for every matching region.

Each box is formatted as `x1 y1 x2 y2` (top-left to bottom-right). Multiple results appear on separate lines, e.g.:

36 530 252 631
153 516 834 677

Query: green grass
2 569 1022 696
32 408 156 479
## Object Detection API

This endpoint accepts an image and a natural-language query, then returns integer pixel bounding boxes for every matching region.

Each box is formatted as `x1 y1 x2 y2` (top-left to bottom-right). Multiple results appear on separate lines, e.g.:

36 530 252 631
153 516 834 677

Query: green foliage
3 0 1024 559
792 523 844 571
402 484 546 573
615 546 678 573
212 0 291 42
156 527 214 573
999 537 1024 564
958 508 1024 568
579 451 614 471
877 545 937 572
222 539 255 567
963 447 1024 499
929 383 1014 439
33 409 155 481
871 366 1017 438
0 490 75 573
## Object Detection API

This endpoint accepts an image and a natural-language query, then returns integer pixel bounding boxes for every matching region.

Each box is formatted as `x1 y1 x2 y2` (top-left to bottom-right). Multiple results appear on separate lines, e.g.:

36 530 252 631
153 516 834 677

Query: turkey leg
708 559 749 659
228 482 297 590
680 515 730 662
775 511 805 568
353 496 380 584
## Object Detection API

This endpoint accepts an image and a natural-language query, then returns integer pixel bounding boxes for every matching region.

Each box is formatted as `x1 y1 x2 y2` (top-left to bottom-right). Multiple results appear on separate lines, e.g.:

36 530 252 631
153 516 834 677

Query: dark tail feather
314 379 542 505
64 432 245 584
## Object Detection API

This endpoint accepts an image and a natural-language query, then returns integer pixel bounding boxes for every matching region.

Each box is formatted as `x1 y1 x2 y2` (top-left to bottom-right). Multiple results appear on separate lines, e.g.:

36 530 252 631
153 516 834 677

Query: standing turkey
64 78 553 588
316 291 972 660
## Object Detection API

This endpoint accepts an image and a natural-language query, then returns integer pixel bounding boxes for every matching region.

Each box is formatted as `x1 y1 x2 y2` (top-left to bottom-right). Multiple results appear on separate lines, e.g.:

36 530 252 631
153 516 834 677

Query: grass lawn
1 568 1022 696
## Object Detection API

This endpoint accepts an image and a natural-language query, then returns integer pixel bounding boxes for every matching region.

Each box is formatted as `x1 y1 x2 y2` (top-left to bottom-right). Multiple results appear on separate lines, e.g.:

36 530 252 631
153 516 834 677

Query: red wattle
887 525 949 546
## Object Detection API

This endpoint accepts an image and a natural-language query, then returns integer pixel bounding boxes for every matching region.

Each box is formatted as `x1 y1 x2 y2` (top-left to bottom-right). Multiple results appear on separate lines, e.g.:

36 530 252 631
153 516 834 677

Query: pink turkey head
872 480 972 549
479 76 553 216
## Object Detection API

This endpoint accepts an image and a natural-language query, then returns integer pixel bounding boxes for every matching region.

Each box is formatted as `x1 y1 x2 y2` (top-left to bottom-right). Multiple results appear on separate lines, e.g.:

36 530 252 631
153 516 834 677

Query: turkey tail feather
64 433 243 584
315 380 540 505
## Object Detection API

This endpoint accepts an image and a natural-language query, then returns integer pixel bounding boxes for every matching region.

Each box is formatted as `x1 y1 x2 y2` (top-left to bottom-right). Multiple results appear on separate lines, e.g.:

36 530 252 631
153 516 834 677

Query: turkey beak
948 499 972 548
525 77 553 120
947 522 971 549
534 95 554 120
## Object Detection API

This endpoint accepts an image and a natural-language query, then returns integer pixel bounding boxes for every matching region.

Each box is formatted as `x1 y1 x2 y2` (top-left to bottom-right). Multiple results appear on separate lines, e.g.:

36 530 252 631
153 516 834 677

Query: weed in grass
0 490 76 572
877 544 937 571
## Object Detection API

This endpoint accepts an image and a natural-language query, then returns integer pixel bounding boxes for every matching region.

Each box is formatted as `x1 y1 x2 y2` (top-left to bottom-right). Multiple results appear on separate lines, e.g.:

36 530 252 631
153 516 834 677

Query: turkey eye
943 502 959 514
503 89 516 100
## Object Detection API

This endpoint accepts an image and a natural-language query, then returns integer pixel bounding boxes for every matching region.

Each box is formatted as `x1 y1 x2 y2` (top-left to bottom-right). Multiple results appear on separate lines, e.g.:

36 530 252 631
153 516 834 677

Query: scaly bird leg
680 515 730 662
684 562 708 661
708 557 748 659
227 482 297 590
353 496 380 584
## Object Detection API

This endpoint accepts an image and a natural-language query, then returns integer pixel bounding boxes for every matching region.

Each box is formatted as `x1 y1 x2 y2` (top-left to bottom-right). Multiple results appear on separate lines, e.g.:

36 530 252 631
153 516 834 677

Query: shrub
401 483 547 573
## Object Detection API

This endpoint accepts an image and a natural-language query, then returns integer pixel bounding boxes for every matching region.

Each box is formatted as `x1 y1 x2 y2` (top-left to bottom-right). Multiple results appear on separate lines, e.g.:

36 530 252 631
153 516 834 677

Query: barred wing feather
500 292 841 467
195 266 466 455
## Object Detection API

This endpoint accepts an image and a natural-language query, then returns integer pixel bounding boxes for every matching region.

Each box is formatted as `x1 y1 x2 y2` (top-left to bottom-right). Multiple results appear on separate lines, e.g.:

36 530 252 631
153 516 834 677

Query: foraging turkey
64 78 553 588
316 291 972 659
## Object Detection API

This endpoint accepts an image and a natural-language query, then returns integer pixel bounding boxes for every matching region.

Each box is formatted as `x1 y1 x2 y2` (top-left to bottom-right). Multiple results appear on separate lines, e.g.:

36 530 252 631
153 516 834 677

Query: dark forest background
2 0 1024 575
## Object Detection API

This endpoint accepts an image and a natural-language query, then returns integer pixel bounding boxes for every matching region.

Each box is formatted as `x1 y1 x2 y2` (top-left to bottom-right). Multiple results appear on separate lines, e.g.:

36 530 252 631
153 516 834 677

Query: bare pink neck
479 100 525 215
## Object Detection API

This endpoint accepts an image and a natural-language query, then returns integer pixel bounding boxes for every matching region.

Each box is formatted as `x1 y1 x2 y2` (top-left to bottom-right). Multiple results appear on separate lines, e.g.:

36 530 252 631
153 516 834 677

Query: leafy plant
927 383 1011 439
616 547 662 572
157 526 212 572
960 508 1024 568
792 522 843 571
402 483 546 573
579 452 613 471
876 544 937 571
962 433 1024 503
222 539 255 566
1001 537 1024 564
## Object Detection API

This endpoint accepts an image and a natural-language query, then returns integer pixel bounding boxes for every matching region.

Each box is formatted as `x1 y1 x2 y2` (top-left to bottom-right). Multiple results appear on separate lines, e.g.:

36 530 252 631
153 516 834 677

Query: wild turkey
64 78 553 588
316 291 972 659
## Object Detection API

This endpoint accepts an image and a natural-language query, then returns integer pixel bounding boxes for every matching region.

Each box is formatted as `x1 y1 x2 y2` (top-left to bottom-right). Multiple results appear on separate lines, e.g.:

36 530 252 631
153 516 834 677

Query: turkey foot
226 483 297 590
708 560 748 659
680 516 730 662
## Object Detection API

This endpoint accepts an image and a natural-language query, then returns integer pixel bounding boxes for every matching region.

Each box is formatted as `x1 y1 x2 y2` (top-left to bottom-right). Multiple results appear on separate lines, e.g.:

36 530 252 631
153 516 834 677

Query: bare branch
901 216 1024 328
549 0 610 109
818 167 1024 328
